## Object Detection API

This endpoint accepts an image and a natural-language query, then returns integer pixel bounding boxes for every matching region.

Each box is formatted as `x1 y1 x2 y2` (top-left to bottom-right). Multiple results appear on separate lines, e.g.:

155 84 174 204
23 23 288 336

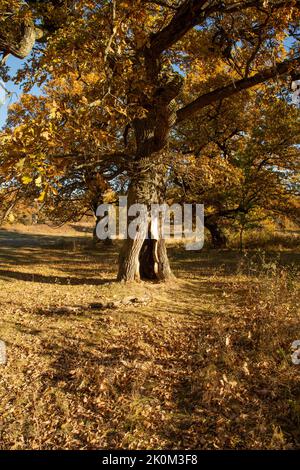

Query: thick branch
147 0 210 57
146 0 300 57
0 22 44 59
176 57 300 123
223 0 300 14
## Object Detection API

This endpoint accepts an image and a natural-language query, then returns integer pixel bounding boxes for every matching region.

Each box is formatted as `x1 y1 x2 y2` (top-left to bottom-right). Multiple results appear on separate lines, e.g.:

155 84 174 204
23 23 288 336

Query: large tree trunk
205 219 227 249
117 158 174 282
117 60 182 282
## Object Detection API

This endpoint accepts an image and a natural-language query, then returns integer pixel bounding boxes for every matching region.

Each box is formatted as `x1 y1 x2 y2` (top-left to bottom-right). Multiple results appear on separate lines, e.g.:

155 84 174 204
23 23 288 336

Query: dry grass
0 226 299 449
230 228 300 251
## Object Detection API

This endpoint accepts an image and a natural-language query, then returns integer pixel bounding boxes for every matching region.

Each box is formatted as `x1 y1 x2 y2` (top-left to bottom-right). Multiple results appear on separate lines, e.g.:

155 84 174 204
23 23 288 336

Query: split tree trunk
117 59 182 282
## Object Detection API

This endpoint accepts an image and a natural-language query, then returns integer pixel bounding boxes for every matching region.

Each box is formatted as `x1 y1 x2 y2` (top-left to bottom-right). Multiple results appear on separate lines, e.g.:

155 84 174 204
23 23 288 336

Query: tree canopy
0 0 300 281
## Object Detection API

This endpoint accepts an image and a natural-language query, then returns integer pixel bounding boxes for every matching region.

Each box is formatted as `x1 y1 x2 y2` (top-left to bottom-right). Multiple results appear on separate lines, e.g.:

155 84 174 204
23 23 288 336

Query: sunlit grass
0 226 299 449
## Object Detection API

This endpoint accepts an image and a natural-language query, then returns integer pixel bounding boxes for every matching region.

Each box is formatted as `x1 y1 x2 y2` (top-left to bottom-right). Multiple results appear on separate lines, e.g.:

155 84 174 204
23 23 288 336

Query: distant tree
170 87 300 247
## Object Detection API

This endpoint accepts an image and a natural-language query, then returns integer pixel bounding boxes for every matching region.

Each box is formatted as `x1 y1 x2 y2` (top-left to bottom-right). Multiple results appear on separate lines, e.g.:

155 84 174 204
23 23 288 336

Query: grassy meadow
0 224 299 449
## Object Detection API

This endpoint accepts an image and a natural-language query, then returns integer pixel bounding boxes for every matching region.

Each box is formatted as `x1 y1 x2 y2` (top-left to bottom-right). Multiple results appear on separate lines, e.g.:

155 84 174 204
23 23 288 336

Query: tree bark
205 219 227 249
117 54 182 282
239 226 245 252
0 17 43 60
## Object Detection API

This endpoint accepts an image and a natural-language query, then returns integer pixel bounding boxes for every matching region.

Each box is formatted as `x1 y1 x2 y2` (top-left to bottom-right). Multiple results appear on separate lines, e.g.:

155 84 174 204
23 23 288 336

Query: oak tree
1 0 300 281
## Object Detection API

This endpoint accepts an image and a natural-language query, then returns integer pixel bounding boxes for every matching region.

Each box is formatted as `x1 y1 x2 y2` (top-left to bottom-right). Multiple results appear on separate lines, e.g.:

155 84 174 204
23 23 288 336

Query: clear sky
0 55 41 129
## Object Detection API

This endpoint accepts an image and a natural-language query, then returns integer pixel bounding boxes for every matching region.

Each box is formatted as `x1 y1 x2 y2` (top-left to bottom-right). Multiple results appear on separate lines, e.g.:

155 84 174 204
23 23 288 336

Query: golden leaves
35 175 42 187
40 131 50 140
21 175 33 185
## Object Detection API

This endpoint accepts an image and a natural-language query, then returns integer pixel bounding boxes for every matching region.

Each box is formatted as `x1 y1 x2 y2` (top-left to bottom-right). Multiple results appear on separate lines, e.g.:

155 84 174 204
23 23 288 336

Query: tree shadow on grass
0 228 118 284
170 247 300 278
0 268 115 285
69 224 93 234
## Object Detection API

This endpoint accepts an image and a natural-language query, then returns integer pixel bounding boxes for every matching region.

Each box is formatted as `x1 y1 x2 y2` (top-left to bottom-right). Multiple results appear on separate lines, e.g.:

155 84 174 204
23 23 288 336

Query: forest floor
0 225 299 449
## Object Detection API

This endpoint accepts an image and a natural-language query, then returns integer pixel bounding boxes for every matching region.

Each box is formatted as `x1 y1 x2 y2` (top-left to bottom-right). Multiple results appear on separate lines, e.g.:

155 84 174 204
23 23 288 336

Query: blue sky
0 55 41 129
